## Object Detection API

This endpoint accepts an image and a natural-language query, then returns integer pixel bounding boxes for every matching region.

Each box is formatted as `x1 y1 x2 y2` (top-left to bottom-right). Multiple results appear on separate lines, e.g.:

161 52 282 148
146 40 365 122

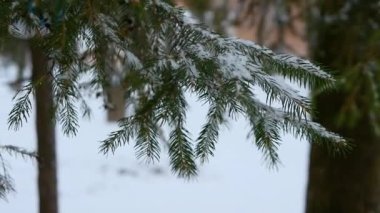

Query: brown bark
31 44 59 213
107 85 126 122
306 1 380 212
306 93 380 212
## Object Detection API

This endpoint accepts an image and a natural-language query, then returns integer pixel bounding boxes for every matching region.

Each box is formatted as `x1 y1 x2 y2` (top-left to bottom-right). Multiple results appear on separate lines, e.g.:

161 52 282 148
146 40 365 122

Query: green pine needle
2 0 349 189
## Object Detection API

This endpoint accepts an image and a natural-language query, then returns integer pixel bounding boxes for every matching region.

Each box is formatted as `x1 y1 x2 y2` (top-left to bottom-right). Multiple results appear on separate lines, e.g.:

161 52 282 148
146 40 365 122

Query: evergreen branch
282 116 349 155
236 83 282 166
162 84 197 178
0 174 14 200
195 101 226 164
249 117 281 166
134 114 161 164
1 0 350 183
235 81 346 164
270 56 335 91
58 98 79 136
99 117 137 154
53 71 80 137
248 69 311 117
7 83 33 131
0 145 37 160
233 39 336 90
77 92 92 119
0 144 36 200
158 13 314 118
0 145 36 200
168 124 197 178
0 153 14 200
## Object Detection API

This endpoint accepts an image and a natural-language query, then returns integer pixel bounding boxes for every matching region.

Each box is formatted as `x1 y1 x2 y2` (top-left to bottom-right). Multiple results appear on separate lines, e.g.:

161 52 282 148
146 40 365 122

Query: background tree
306 1 380 212
1 0 347 210
0 36 59 213
30 43 59 213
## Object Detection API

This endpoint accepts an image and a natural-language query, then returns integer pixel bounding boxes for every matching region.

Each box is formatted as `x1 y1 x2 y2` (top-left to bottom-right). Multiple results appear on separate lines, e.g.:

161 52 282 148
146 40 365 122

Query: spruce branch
53 70 80 137
195 99 226 164
1 0 349 184
250 116 281 166
100 117 138 154
8 83 34 131
0 173 14 200
168 123 197 178
0 145 37 160
0 145 36 200
134 114 161 164
0 153 13 200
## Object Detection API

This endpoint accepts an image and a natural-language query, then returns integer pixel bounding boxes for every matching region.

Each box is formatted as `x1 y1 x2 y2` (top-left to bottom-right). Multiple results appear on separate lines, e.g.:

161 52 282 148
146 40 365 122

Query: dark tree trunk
306 96 380 212
306 1 380 212
31 44 59 213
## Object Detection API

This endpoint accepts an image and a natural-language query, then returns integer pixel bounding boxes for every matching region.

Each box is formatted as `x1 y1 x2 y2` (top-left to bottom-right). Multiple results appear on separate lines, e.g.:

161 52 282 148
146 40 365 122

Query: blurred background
1 0 380 213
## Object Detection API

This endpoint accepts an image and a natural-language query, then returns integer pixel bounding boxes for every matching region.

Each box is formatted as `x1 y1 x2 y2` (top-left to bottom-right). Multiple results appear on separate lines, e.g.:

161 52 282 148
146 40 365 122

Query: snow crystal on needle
217 50 251 79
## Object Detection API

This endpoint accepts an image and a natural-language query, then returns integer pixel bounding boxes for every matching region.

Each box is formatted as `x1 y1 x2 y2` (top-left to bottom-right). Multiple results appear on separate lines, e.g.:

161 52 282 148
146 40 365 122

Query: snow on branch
1 0 348 180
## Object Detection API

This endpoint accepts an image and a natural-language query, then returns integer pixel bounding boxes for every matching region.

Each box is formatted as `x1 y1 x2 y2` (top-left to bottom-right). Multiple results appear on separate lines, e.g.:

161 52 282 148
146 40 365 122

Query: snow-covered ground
0 67 310 213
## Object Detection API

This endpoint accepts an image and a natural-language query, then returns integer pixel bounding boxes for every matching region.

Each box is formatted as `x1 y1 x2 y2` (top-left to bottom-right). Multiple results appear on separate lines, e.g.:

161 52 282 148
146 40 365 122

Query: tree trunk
306 96 380 212
306 1 380 212
106 85 126 122
31 44 59 213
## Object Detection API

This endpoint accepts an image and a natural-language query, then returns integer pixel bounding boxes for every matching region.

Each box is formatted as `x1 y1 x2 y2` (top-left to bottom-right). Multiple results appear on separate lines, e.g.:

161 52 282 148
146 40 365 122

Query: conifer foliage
0 145 36 199
1 0 347 192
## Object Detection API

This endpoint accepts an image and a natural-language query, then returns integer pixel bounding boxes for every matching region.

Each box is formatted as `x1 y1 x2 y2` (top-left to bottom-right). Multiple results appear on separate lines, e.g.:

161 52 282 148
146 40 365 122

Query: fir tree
1 0 347 198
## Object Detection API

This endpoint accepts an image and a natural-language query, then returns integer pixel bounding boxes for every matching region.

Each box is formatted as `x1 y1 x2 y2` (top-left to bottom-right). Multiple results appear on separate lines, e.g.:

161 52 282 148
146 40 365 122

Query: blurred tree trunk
306 1 380 212
31 44 59 213
106 85 125 122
